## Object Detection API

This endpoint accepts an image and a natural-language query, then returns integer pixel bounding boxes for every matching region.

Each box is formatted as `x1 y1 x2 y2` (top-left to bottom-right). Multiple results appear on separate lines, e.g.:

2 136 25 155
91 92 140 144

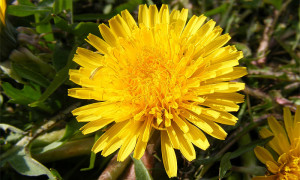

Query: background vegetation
0 0 299 179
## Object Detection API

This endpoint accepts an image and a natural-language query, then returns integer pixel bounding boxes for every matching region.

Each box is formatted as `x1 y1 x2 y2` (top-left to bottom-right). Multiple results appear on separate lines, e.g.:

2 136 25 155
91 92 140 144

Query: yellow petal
73 48 103 69
109 15 129 38
173 8 188 36
149 5 159 27
142 116 152 142
293 122 300 140
161 131 177 177
76 113 102 122
158 4 168 23
193 19 216 43
205 93 245 103
202 98 240 112
102 137 124 157
182 95 205 104
166 126 180 149
99 24 118 47
184 120 209 150
207 47 243 64
207 60 239 73
203 111 238 126
160 6 169 25
86 33 110 55
181 103 202 115
259 128 282 155
92 121 127 153
72 102 117 117
114 14 132 36
266 161 279 174
201 108 220 119
169 9 179 25
172 123 196 161
173 112 189 133
121 9 138 31
0 0 6 25
200 117 227 140
138 4 149 27
180 110 214 133
295 105 300 123
181 15 206 38
203 34 231 56
268 116 290 151
118 133 139 161
284 107 293 141
254 146 276 165
80 118 114 135
133 136 147 159
206 67 247 83
252 175 277 180
277 152 287 164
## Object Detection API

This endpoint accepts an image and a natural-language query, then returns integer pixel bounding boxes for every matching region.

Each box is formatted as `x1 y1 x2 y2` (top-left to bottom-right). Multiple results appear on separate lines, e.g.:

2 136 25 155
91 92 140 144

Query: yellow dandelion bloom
254 106 300 180
69 4 247 177
0 0 6 25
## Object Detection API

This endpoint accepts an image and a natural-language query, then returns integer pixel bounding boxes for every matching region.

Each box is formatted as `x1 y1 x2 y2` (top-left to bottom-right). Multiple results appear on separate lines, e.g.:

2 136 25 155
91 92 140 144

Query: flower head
69 4 246 177
0 0 6 26
254 106 300 180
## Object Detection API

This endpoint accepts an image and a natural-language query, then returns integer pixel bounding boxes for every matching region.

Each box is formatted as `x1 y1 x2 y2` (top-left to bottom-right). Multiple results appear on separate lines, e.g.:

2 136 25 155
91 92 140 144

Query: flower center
278 148 300 179
121 41 185 110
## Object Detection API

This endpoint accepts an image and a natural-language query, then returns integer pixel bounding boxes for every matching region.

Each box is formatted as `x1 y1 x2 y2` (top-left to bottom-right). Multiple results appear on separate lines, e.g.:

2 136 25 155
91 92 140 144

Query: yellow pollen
277 150 300 179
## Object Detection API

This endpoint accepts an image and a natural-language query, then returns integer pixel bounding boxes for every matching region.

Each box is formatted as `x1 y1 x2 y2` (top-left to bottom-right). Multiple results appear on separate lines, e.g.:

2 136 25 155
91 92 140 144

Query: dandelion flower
0 0 6 25
254 106 300 180
69 4 247 177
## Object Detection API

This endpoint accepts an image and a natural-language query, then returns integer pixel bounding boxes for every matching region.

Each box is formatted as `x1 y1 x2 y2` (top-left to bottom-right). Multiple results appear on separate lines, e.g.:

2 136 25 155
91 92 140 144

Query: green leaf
195 155 221 165
74 0 142 21
9 148 56 180
60 119 83 141
12 63 50 88
7 5 52 17
0 61 24 83
204 4 228 17
73 22 101 38
219 152 232 179
53 0 73 24
0 124 24 143
80 152 96 171
195 136 273 167
0 123 24 134
30 46 77 106
34 13 54 45
17 0 34 6
276 38 300 66
54 0 73 14
0 136 31 168
230 136 273 159
233 43 252 57
132 157 152 180
80 132 101 171
113 0 142 14
52 42 72 71
50 168 63 180
74 13 110 21
263 0 282 10
32 119 82 154
2 82 41 105
53 15 71 32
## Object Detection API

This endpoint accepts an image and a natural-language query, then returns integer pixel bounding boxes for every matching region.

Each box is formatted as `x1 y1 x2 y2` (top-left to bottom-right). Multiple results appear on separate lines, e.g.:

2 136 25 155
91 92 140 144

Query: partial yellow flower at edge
253 106 300 180
68 4 247 178
0 0 6 25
